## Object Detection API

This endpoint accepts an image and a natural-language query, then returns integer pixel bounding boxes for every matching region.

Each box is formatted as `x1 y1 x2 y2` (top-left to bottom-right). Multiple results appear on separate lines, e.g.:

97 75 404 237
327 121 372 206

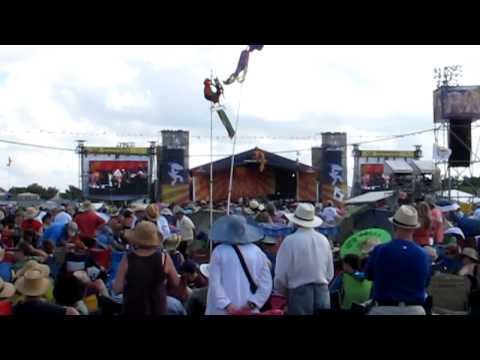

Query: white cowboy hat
389 205 420 229
444 227 465 240
262 236 278 245
160 208 173 216
286 203 323 228
199 264 209 278
249 199 260 210
461 247 479 262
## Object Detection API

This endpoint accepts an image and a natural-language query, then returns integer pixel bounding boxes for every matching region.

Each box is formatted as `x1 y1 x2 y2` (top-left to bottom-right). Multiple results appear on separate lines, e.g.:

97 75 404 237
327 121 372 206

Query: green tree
60 185 84 201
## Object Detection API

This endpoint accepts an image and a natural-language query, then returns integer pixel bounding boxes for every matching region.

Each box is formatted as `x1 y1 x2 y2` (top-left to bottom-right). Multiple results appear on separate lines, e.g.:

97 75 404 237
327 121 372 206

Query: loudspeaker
449 119 471 167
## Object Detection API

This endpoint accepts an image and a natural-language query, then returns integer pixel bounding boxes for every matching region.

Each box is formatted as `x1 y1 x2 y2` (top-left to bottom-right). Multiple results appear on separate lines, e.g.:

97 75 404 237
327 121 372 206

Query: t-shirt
21 219 43 234
176 216 195 242
321 207 338 227
40 223 67 247
74 212 106 238
13 300 67 316
54 211 72 225
65 252 96 273
365 239 430 305
413 226 432 247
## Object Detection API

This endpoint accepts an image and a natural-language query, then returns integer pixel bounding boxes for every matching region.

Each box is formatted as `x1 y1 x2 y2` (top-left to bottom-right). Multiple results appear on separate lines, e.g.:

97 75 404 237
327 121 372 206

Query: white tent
345 190 395 205
436 189 480 204
384 159 413 174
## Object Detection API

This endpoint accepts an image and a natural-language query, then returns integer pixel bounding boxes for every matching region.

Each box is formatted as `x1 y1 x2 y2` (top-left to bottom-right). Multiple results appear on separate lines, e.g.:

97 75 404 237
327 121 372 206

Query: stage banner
160 148 189 205
321 149 346 206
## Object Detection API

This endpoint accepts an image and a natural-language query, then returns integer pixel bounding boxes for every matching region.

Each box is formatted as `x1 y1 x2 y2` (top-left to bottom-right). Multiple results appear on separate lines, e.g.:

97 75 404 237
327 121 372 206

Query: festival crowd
1 194 480 316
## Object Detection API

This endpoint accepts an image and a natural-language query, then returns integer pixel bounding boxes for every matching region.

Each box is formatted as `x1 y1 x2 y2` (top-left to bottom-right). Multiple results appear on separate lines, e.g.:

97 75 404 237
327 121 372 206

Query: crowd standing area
1 194 480 316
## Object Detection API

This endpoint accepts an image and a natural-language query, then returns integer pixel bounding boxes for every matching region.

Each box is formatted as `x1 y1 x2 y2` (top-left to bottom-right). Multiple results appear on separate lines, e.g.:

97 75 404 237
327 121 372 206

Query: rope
226 82 245 215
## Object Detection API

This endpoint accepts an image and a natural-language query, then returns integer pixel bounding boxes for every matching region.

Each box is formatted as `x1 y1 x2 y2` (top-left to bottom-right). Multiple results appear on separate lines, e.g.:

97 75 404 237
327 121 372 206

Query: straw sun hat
145 204 160 221
389 205 420 229
461 247 479 262
15 260 50 279
125 221 162 248
24 207 39 220
0 277 16 299
164 233 182 252
15 268 51 297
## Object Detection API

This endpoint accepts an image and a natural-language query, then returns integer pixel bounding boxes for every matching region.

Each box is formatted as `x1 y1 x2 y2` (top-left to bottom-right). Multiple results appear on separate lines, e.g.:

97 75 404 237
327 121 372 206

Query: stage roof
385 159 413 174
191 147 316 175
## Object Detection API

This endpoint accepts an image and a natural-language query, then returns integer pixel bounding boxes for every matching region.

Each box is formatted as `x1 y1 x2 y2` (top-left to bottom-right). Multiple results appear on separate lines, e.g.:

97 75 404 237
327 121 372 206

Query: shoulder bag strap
232 244 258 294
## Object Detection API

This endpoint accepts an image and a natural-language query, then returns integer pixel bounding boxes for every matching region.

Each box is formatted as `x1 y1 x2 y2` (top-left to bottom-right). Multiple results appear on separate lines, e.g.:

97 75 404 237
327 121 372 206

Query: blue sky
1 45 480 192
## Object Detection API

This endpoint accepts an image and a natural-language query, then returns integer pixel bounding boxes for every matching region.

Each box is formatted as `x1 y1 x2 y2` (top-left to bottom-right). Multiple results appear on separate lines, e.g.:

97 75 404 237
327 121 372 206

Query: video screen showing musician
88 161 148 195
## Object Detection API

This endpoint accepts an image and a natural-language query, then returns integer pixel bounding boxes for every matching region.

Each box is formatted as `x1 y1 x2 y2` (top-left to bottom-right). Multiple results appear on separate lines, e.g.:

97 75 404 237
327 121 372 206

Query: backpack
340 272 372 310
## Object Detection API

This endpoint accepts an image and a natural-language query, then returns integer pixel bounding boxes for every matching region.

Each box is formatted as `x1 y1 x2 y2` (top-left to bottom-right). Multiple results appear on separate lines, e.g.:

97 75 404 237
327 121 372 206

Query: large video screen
88 160 148 196
361 164 388 191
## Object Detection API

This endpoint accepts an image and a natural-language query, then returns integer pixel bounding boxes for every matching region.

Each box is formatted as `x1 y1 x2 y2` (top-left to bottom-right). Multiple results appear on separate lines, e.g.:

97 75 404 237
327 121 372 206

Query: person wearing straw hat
365 205 430 315
459 247 479 277
113 221 181 315
73 201 106 239
21 207 43 240
145 203 172 241
164 233 184 272
206 215 272 315
274 203 333 315
13 265 79 316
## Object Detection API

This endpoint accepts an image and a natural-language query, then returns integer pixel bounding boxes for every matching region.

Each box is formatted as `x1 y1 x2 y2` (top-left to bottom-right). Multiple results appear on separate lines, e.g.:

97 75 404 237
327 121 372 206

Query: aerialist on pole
203 76 235 139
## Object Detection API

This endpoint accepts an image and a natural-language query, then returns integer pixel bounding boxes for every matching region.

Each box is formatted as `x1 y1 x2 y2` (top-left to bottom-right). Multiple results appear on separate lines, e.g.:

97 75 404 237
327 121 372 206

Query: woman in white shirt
206 215 272 315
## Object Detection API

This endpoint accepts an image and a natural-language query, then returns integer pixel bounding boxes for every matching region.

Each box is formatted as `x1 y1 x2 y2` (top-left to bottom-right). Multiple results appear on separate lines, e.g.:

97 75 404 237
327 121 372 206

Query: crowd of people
1 192 480 316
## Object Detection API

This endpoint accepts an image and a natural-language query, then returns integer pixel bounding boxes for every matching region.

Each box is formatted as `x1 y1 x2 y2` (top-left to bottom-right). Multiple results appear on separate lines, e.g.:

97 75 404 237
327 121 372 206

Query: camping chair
428 273 470 315
0 263 13 282
89 248 111 270
83 294 99 314
0 301 13 315
106 251 125 291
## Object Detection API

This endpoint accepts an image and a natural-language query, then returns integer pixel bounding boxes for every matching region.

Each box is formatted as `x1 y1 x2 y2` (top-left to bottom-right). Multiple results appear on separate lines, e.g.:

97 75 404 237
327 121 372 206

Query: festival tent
345 190 395 205
190 147 318 202
436 189 480 204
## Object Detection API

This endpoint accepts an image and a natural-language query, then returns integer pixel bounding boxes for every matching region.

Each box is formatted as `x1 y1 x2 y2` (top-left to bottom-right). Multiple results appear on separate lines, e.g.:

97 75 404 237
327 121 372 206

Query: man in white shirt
206 215 272 315
54 206 72 225
175 208 196 256
321 201 340 228
275 203 334 315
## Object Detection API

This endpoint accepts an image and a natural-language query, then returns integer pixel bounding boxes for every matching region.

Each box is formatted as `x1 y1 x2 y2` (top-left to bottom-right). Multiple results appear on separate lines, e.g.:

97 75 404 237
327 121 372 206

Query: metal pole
226 83 244 215
209 72 214 257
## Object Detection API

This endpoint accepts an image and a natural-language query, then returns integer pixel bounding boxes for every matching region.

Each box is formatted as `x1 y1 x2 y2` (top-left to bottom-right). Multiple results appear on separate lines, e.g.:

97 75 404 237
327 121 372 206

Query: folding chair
89 248 111 270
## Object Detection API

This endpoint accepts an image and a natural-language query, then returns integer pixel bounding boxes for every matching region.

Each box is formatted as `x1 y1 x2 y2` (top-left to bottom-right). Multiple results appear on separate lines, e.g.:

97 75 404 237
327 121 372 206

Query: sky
1 45 480 192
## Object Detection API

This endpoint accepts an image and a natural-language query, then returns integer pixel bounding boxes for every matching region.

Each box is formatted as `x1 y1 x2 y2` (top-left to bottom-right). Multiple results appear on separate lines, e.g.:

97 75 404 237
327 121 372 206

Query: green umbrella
340 228 392 258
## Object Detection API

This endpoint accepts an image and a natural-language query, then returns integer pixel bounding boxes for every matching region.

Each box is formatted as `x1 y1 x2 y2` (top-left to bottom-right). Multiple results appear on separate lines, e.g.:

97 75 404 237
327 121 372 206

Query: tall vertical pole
209 71 214 257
